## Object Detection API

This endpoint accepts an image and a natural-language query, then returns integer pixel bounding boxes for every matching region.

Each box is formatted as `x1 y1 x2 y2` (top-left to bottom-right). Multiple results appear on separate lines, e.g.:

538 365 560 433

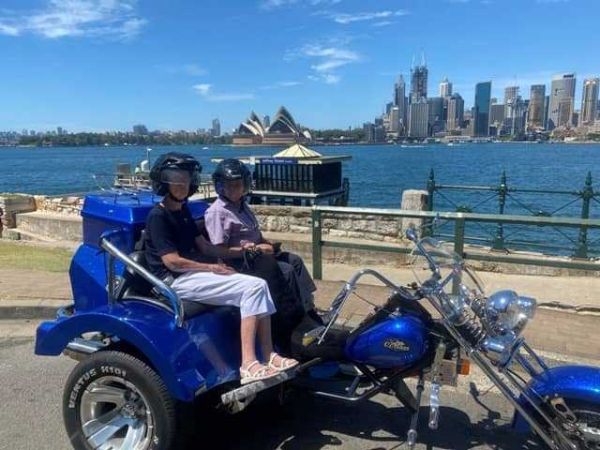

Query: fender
35 302 209 401
512 365 600 432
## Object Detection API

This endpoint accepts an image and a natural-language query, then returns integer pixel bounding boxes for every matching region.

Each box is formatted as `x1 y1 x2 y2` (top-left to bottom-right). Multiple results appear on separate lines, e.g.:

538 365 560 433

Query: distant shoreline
1 141 599 149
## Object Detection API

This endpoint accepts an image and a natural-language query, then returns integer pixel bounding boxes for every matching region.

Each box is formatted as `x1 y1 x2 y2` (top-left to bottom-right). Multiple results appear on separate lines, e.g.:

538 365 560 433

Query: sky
1 0 599 133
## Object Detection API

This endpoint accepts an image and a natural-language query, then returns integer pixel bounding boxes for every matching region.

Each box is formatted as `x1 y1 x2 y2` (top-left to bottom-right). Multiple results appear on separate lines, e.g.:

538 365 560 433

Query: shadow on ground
176 389 542 450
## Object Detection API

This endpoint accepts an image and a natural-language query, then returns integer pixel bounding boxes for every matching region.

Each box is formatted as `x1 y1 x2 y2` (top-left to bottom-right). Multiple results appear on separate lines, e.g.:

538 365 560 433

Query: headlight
484 290 537 336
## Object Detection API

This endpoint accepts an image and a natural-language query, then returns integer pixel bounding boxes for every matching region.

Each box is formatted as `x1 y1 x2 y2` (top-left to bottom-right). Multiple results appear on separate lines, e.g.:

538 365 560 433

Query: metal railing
426 170 599 258
310 206 600 280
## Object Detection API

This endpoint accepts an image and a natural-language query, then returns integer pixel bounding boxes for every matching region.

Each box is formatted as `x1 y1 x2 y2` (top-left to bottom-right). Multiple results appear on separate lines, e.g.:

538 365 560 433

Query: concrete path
0 325 542 450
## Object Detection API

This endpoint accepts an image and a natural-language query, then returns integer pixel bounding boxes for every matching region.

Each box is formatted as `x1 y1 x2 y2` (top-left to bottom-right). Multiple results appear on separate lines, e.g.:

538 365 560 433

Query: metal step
220 359 322 410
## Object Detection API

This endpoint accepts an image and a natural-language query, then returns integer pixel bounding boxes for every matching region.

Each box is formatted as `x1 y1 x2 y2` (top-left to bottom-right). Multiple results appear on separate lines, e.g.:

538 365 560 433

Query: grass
0 240 72 272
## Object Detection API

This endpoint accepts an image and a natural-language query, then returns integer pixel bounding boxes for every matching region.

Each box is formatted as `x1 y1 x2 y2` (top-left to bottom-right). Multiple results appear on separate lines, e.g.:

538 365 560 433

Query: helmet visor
160 168 199 187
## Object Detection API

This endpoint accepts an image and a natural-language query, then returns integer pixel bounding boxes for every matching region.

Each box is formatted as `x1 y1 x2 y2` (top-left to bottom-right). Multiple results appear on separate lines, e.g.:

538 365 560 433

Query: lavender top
204 197 262 247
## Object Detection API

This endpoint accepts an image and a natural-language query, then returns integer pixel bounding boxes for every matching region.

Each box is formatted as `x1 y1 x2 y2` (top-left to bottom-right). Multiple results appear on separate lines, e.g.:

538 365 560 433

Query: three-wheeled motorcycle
35 191 600 449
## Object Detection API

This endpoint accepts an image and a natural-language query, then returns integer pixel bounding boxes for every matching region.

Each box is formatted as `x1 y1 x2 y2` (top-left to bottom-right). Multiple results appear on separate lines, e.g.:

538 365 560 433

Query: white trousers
171 271 276 319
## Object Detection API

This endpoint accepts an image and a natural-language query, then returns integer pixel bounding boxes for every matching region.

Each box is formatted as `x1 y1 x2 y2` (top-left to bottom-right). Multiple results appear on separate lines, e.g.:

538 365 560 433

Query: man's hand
209 263 236 275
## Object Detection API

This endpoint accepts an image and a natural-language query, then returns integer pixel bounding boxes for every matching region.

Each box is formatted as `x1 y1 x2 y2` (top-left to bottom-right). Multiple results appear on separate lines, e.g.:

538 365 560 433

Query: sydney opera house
233 106 312 145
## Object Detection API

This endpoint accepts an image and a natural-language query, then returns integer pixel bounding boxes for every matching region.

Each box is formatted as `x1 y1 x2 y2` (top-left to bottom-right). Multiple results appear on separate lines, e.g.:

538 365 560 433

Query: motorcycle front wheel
550 400 600 450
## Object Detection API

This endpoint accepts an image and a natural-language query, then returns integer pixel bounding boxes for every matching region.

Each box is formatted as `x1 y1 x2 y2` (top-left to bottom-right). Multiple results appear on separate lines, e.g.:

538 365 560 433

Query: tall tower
474 81 492 136
439 78 452 97
581 78 599 125
528 85 546 130
394 75 407 132
548 73 576 129
410 52 428 103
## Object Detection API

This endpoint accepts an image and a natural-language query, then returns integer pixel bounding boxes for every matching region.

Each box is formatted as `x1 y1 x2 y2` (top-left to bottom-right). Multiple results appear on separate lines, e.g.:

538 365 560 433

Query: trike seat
117 250 232 319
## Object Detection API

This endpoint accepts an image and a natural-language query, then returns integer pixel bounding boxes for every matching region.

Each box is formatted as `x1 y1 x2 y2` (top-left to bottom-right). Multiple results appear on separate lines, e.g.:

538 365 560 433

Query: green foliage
311 128 365 143
17 132 233 147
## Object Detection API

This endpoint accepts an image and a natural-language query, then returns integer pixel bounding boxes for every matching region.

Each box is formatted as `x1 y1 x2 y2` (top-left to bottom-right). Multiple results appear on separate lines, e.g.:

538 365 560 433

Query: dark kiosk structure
213 144 351 206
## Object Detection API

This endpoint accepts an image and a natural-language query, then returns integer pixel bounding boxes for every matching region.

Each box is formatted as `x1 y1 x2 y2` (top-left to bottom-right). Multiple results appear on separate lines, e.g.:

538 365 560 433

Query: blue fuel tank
344 315 428 369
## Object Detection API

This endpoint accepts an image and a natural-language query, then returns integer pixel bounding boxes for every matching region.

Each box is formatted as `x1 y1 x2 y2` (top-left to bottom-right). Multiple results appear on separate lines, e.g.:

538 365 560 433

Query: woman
145 152 298 384
205 158 317 312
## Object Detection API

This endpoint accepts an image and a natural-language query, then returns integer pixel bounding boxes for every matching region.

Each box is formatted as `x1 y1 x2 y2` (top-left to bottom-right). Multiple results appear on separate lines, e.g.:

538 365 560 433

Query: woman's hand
209 263 236 275
256 243 274 254
241 241 257 251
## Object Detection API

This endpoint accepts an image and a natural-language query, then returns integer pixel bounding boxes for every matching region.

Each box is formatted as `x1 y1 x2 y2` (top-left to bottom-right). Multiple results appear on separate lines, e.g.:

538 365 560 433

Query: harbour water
1 143 599 207
1 143 599 254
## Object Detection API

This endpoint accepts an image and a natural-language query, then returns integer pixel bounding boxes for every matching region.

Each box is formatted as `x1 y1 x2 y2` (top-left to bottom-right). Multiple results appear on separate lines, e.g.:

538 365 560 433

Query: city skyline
0 0 599 132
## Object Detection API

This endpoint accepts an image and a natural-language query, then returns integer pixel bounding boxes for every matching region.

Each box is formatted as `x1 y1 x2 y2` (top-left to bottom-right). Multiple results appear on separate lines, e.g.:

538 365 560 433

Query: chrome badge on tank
384 339 410 352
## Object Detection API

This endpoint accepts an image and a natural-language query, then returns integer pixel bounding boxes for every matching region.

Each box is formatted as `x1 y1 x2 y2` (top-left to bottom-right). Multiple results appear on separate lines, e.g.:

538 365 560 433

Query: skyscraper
504 86 519 104
528 85 546 130
394 75 407 132
490 104 505 127
504 86 519 120
581 78 599 125
446 94 464 131
410 58 428 103
474 81 492 136
427 97 445 134
211 118 221 137
548 74 576 129
263 115 271 128
439 78 452 98
408 101 429 138
389 107 400 134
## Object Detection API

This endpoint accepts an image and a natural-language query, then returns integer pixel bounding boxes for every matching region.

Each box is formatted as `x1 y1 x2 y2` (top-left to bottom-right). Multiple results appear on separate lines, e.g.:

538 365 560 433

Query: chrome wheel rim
554 407 600 450
576 408 600 450
80 376 155 450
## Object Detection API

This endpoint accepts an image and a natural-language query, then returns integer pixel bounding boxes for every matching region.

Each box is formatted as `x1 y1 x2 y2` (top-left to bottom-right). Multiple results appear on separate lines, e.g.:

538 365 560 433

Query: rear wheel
63 351 176 450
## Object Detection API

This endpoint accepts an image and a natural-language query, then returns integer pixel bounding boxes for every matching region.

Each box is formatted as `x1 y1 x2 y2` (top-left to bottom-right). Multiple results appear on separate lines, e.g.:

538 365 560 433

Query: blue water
2 143 600 254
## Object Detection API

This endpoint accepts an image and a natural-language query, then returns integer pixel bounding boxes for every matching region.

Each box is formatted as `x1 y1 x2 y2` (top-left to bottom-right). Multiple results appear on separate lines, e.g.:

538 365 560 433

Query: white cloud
259 81 302 90
373 21 394 27
329 10 409 24
0 0 146 40
193 84 212 95
193 83 255 102
295 43 360 84
165 64 208 76
260 0 341 10
321 73 340 84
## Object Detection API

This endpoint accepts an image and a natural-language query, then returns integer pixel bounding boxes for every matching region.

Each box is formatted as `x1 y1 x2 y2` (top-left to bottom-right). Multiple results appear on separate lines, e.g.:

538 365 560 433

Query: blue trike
36 191 600 449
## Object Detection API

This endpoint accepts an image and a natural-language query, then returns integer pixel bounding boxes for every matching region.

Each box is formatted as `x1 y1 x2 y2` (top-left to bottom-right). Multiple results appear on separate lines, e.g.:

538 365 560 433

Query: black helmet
212 158 252 198
149 152 201 197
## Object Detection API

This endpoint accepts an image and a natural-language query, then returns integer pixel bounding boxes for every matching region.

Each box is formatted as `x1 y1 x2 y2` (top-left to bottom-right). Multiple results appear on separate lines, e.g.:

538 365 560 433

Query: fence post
574 172 593 259
492 170 507 251
424 169 435 237
311 208 323 280
452 217 466 294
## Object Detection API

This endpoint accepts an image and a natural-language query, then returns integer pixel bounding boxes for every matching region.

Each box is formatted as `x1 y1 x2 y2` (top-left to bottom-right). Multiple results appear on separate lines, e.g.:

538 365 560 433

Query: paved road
0 320 543 450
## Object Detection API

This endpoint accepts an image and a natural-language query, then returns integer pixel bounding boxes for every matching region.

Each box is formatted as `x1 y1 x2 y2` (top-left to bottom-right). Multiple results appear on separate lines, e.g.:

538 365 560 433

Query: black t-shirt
144 204 214 279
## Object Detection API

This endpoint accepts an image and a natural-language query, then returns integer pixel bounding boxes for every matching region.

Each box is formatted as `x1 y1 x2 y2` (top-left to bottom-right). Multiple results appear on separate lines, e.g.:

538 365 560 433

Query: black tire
547 400 600 450
62 351 176 450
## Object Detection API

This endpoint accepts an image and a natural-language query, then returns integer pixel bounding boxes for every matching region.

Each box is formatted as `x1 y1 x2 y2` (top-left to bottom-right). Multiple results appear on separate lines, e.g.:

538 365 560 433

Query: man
145 152 297 384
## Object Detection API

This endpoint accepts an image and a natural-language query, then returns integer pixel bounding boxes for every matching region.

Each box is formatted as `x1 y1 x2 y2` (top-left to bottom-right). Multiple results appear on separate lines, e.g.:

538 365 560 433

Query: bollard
574 172 593 259
311 208 323 280
492 171 507 251
425 169 436 237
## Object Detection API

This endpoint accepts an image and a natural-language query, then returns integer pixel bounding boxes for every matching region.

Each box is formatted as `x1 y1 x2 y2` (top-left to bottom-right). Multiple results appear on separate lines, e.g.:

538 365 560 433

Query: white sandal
268 353 299 372
239 361 278 385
